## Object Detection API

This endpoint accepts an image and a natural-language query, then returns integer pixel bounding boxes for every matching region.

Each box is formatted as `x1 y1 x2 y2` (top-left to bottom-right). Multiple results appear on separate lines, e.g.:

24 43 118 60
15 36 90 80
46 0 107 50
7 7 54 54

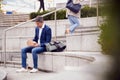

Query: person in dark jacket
38 0 45 12
16 16 52 73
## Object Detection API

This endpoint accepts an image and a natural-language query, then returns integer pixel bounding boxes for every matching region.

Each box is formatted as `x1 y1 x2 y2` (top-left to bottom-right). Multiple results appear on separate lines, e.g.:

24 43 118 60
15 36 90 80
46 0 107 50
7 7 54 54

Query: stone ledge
43 52 95 62
0 70 7 80
27 52 95 72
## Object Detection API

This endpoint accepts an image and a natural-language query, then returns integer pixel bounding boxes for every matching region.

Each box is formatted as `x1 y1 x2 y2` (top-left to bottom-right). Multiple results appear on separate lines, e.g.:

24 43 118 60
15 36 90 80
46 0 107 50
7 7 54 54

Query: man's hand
27 40 39 47
33 42 39 47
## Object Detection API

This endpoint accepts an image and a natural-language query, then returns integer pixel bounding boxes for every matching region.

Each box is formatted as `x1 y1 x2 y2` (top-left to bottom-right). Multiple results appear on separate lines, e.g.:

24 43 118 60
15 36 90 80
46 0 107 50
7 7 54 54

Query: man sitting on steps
16 16 52 73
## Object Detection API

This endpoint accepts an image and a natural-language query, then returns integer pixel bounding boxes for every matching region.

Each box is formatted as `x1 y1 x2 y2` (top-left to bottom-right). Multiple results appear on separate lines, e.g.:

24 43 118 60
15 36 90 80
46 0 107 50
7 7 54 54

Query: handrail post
54 8 57 41
3 31 6 67
97 0 99 27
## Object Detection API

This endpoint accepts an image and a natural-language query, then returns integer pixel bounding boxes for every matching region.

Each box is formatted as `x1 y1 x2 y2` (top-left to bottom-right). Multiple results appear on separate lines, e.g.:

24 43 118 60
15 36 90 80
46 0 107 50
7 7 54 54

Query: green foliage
30 11 49 19
99 21 117 54
0 1 2 13
30 10 66 20
98 1 120 55
29 12 37 19
81 5 97 17
56 10 67 20
30 6 98 20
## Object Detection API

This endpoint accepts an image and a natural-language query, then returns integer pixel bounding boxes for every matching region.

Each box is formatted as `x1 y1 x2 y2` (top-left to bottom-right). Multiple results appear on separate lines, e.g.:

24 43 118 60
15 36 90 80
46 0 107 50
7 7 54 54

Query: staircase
0 8 102 68
0 25 100 68
0 14 29 27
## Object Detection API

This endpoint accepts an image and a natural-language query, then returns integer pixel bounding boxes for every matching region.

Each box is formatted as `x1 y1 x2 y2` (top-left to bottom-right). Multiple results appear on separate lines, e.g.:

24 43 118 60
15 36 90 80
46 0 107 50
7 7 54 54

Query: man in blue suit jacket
16 16 52 73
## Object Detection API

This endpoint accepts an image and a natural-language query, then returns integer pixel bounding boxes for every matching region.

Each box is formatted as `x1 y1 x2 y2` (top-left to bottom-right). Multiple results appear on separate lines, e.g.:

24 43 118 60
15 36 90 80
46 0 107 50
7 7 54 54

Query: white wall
66 32 101 52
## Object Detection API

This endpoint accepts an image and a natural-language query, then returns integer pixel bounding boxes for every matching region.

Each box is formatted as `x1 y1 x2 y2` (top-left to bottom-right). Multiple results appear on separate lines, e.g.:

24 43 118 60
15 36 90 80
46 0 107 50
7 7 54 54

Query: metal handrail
3 7 65 67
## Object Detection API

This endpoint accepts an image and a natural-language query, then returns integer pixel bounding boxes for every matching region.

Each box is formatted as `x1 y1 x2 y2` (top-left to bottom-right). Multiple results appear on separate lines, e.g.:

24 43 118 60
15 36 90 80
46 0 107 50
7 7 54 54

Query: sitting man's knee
21 48 26 53
32 48 37 54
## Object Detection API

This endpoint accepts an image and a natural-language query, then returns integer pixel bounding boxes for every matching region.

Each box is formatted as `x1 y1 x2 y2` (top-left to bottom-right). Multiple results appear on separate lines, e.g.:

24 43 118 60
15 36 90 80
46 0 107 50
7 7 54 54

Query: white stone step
66 31 101 52
27 52 95 72
11 55 21 61
0 61 21 68
1 51 95 71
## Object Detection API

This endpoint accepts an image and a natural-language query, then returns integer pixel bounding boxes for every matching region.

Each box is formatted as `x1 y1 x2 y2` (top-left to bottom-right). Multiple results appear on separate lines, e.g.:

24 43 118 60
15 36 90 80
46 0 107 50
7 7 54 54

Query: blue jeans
68 15 80 33
21 46 46 69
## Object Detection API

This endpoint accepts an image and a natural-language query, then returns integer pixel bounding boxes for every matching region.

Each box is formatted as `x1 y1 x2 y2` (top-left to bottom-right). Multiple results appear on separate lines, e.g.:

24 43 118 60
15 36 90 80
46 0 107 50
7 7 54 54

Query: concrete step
27 52 95 72
1 51 95 71
1 28 100 51
11 55 21 61
0 61 21 68
66 31 101 52
74 26 99 33
52 36 66 42
0 14 29 27
53 27 99 42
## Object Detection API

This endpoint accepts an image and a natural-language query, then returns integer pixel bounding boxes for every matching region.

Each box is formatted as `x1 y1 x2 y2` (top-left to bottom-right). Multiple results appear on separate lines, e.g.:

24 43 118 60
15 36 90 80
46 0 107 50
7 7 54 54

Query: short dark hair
34 16 44 22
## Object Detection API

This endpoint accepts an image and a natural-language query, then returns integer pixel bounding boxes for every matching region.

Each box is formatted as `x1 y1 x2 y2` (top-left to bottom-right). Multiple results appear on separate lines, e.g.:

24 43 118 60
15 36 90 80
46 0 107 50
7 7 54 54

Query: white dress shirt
38 23 45 45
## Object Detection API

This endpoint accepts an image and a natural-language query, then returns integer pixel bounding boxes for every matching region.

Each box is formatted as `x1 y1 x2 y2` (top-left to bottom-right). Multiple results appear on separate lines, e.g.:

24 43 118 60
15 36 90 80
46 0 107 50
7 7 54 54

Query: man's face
36 22 43 28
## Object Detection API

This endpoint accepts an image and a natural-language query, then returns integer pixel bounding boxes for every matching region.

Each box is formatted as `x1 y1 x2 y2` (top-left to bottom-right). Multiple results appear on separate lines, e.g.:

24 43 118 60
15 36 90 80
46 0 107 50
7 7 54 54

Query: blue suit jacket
33 25 52 47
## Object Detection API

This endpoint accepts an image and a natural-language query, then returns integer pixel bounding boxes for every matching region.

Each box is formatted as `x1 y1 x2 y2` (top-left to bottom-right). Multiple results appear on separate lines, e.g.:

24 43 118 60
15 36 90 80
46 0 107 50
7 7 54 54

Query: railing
2 7 65 67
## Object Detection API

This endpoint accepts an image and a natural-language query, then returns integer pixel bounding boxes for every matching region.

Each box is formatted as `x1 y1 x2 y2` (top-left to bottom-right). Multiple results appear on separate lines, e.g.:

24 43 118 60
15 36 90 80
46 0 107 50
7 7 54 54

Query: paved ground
0 52 113 80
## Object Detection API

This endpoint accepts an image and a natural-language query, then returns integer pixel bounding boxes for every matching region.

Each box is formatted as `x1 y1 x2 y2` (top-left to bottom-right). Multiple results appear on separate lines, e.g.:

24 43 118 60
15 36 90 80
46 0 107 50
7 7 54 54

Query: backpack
45 41 66 52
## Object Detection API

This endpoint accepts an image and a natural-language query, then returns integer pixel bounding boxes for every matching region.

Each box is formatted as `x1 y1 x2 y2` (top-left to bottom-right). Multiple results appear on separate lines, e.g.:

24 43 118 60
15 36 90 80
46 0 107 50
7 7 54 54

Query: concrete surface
27 52 95 72
0 52 113 80
0 69 7 80
66 32 101 51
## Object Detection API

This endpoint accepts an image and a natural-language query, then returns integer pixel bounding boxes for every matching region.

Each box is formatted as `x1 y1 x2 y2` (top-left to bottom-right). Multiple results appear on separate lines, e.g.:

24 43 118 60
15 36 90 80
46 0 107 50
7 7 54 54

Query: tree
38 0 45 12
99 0 120 80
0 0 3 12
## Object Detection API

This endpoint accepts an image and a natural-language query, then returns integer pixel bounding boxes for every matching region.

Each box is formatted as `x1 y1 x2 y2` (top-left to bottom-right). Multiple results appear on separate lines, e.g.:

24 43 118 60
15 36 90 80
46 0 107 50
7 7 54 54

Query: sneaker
30 68 38 73
16 68 28 72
